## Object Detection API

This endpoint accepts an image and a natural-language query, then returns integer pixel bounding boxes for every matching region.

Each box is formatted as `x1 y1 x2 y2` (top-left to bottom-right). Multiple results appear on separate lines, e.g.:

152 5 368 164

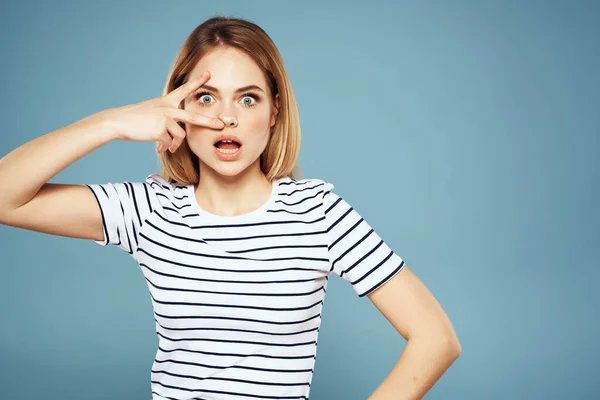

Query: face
182 47 279 178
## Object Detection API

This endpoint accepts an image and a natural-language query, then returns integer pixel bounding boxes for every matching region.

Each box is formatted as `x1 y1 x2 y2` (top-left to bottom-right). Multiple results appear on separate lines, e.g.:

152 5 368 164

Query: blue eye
195 92 214 104
194 91 260 107
240 93 259 107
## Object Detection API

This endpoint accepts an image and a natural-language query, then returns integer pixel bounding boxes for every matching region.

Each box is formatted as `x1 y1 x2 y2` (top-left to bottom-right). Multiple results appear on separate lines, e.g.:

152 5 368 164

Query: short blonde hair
158 16 302 184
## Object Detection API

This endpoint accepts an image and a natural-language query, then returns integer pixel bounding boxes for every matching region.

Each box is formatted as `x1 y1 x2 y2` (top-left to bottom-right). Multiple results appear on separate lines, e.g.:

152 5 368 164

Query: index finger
166 71 210 105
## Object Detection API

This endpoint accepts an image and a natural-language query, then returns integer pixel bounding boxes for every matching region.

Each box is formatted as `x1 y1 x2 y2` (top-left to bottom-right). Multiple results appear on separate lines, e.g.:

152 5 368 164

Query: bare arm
0 112 118 241
0 71 223 242
366 266 461 399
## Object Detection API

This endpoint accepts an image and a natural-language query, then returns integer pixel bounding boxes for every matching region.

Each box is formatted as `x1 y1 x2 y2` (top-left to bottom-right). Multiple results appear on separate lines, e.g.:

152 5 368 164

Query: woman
0 16 460 400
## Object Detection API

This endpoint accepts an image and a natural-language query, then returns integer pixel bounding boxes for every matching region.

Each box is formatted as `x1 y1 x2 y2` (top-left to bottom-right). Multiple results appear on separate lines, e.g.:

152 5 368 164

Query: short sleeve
323 182 406 297
85 174 165 257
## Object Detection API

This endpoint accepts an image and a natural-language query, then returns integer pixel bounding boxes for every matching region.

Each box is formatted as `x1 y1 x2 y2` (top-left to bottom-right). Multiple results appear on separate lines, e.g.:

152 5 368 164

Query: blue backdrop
1 1 598 399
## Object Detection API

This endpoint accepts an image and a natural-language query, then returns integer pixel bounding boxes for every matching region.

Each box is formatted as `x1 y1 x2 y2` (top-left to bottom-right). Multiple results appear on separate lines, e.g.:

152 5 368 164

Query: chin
201 156 259 179
212 164 250 177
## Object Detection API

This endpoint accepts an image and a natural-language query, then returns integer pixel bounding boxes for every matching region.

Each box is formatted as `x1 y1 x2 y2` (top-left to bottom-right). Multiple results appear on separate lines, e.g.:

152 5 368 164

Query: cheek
245 112 273 136
184 124 208 139
183 125 214 153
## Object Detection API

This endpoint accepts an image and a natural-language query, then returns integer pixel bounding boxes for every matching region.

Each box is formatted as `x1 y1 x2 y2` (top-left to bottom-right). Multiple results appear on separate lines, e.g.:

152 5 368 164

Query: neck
194 161 273 217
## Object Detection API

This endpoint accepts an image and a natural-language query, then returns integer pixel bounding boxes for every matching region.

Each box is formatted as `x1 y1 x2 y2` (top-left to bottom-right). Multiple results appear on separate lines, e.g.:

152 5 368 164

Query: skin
181 47 280 217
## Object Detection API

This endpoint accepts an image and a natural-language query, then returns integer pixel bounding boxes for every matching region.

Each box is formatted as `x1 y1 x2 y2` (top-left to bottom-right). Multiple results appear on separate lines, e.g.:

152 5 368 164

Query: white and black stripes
86 174 404 400
322 182 405 297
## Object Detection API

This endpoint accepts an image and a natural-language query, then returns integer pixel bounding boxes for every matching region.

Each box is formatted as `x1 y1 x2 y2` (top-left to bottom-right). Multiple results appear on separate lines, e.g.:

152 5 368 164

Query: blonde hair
157 16 302 184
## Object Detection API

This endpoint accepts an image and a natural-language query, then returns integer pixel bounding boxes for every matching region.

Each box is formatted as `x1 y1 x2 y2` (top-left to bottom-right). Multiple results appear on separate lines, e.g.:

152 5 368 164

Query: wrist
90 108 123 142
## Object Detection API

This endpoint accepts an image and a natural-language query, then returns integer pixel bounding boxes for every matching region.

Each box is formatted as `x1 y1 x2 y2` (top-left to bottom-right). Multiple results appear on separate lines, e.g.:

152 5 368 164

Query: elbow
441 333 462 360
449 336 462 360
411 331 461 360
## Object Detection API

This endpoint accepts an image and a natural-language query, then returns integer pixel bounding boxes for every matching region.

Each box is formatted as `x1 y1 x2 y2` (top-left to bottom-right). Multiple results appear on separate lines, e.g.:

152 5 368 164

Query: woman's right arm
0 112 119 241
0 71 222 242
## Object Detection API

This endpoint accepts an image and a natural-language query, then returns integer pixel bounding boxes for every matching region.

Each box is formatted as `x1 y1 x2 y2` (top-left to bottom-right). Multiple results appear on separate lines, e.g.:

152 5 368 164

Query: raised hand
104 71 224 153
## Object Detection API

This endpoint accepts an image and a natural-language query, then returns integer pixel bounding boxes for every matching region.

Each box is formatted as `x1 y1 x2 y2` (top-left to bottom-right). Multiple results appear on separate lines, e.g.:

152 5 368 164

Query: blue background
1 1 598 399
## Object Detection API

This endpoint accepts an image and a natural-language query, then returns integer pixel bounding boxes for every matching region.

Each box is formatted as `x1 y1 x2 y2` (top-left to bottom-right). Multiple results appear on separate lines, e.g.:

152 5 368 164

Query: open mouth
214 139 242 154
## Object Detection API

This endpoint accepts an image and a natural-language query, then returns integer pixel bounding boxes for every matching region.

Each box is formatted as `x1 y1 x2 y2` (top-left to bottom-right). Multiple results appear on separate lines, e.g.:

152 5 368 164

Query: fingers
156 121 184 154
163 107 224 129
165 119 186 153
156 133 173 154
166 71 211 106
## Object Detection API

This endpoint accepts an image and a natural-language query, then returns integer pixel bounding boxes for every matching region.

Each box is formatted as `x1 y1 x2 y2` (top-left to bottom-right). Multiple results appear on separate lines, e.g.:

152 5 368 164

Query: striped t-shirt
86 174 405 400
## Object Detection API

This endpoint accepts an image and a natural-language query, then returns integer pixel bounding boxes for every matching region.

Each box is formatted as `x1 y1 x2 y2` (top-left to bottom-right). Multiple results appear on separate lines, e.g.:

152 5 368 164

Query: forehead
189 47 268 91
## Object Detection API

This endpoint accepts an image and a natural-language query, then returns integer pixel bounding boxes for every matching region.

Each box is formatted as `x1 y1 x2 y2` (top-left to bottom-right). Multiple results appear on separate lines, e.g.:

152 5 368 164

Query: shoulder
278 176 334 193
145 173 174 191
144 174 189 194
277 176 336 206
143 173 190 208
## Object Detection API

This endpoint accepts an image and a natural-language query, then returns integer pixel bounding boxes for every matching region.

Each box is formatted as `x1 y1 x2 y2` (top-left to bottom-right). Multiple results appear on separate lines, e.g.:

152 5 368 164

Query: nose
217 112 238 127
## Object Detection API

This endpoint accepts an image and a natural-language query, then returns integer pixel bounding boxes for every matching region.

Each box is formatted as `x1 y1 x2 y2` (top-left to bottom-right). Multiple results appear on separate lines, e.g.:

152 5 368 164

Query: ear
270 93 280 128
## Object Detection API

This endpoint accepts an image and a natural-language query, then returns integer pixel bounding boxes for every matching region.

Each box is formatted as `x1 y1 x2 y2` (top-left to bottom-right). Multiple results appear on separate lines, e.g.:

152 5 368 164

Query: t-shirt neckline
186 177 285 222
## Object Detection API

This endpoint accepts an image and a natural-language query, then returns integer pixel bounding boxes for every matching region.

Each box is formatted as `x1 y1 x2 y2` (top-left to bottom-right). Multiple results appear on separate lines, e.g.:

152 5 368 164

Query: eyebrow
200 84 265 94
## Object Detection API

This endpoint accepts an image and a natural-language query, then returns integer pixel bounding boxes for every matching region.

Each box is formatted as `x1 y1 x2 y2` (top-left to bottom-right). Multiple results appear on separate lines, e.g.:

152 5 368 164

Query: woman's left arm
366 265 461 400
